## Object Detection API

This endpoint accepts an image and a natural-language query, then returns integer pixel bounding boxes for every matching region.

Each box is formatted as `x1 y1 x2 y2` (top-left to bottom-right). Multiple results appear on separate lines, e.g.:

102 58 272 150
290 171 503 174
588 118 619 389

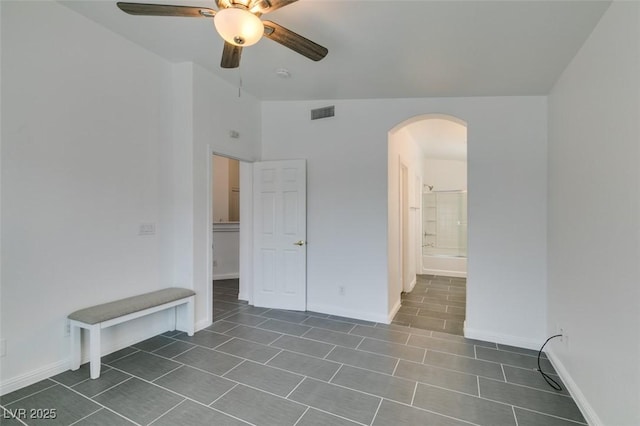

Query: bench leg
89 325 101 379
70 324 81 371
186 296 195 337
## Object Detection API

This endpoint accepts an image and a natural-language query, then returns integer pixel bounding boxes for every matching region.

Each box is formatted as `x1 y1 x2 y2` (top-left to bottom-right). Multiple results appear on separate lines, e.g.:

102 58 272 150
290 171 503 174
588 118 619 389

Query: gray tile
152 400 249 426
372 399 469 426
416 309 465 321
224 313 269 326
216 338 281 363
261 310 310 323
108 351 181 381
237 306 272 316
430 331 497 349
296 408 361 426
400 300 447 311
0 411 26 426
326 346 399 375
395 313 446 330
101 347 139 364
94 378 184 425
327 315 376 326
413 383 516 426
476 347 555 372
447 306 466 315
0 379 56 405
497 343 547 358
73 408 136 426
424 350 504 380
407 335 476 357
173 330 232 349
152 340 195 358
394 360 479 395
443 320 464 335
224 361 304 396
358 338 425 363
206 321 240 333
349 325 409 344
174 346 243 376
397 306 419 315
332 365 415 404
267 350 341 381
224 324 282 345
72 369 132 398
271 335 334 358
154 365 236 404
305 311 332 318
302 317 356 333
212 384 306 426
514 408 588 426
289 378 381 425
303 328 363 348
51 364 100 387
503 365 569 395
257 319 312 336
479 377 585 423
5 385 100 426
132 335 175 352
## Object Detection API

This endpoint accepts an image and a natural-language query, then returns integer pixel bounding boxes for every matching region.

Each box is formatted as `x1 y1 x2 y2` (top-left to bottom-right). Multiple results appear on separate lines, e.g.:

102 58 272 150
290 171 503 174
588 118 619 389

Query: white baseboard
422 268 467 278
306 303 388 324
405 277 417 293
0 359 70 396
463 324 543 350
195 318 212 331
213 273 239 280
546 348 602 426
387 299 402 324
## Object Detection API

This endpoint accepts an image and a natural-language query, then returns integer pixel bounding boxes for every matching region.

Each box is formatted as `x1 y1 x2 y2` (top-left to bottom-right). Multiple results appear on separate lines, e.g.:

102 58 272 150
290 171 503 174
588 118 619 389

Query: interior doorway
211 154 247 320
388 114 468 335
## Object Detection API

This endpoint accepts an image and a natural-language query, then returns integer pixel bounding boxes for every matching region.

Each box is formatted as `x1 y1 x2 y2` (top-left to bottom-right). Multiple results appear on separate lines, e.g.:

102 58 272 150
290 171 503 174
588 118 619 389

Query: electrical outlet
339 285 346 296
1 339 6 357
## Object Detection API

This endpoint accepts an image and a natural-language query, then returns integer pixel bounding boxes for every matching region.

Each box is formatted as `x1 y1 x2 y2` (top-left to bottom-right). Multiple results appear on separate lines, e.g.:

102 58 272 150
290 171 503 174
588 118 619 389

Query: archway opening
387 114 468 335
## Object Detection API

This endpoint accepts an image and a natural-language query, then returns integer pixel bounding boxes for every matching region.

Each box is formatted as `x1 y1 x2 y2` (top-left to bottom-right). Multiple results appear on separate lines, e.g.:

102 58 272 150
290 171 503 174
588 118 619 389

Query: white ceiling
60 0 611 101
405 118 467 161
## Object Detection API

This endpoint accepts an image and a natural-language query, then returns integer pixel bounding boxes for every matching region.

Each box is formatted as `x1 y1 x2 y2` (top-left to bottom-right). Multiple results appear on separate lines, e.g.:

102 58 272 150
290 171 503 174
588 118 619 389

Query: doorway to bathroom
388 114 468 335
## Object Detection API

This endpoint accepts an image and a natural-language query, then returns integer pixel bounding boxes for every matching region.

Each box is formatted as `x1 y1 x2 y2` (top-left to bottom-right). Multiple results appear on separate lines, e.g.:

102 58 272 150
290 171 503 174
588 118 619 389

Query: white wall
0 2 261 393
388 126 424 317
1 1 173 392
547 2 640 425
423 158 467 191
262 97 548 346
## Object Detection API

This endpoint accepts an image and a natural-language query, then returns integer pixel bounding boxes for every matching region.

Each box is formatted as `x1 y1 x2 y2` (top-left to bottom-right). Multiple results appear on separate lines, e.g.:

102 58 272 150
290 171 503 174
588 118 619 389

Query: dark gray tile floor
392 274 467 335
1 300 585 426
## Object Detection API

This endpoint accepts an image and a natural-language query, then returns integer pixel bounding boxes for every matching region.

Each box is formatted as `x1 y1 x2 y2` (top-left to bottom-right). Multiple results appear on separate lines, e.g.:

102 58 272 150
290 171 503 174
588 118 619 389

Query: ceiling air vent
311 105 335 120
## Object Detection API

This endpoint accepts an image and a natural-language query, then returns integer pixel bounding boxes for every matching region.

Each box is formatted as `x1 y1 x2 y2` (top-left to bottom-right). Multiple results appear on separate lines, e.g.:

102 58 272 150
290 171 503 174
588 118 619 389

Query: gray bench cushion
68 287 195 325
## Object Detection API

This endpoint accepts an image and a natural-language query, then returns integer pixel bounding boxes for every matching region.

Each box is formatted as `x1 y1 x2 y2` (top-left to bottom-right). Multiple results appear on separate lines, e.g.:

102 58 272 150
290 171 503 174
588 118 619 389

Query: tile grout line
292 406 310 426
85 376 134 399
208 383 239 407
147 397 189 426
369 398 384 426
1 405 30 426
512 405 520 426
410 381 419 406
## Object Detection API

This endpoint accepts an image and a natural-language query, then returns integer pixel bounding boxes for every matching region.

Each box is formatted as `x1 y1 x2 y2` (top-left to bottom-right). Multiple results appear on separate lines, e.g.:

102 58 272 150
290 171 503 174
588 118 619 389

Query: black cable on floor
537 334 563 391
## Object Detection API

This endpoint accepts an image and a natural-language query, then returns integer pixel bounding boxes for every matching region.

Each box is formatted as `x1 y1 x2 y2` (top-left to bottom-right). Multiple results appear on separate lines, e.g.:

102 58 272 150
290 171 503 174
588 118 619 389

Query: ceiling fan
116 0 328 69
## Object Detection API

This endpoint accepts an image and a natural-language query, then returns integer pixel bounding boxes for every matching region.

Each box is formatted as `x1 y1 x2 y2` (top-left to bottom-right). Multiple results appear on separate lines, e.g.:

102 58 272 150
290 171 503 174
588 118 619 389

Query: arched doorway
388 114 468 335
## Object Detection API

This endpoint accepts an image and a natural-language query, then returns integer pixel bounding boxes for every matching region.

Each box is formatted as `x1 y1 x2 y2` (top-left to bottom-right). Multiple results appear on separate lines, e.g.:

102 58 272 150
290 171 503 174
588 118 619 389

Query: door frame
207 148 254 326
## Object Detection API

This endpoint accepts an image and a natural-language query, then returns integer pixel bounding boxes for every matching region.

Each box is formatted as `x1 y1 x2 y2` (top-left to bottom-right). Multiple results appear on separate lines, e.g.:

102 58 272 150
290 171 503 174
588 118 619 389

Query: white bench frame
69 295 195 379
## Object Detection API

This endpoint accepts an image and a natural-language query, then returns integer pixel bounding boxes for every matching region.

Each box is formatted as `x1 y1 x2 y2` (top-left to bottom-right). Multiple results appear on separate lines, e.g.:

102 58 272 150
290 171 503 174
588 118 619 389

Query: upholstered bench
68 287 195 379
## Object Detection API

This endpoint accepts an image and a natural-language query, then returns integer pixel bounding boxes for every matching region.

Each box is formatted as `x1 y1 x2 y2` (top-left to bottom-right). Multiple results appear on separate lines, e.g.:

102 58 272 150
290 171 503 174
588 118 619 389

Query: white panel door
253 160 306 310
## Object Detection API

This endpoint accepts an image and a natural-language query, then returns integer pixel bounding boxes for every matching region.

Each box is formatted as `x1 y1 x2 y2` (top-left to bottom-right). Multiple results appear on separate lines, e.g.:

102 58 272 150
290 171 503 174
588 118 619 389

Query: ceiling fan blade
116 2 216 18
221 42 243 68
250 0 298 14
263 21 328 61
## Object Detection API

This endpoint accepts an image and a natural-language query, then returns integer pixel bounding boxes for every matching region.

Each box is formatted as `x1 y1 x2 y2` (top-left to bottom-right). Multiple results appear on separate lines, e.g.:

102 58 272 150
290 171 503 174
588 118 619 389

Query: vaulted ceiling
61 0 611 100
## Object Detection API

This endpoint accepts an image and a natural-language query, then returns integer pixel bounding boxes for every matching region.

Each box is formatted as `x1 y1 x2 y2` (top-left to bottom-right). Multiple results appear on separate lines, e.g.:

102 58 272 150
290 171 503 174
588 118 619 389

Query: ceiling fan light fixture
214 7 264 47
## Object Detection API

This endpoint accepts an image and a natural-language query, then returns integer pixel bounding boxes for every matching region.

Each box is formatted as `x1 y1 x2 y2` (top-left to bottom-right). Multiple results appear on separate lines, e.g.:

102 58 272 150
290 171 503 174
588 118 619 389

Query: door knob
293 240 306 246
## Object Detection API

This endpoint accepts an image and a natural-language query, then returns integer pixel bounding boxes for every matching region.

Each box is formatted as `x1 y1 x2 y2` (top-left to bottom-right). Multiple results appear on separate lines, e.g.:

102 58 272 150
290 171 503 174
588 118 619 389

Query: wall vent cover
311 106 335 120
